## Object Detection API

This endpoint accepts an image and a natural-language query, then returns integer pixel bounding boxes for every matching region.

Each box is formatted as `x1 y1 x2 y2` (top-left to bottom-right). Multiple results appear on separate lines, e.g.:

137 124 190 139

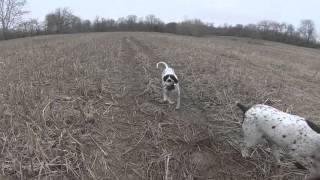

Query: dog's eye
163 75 169 81
170 75 178 83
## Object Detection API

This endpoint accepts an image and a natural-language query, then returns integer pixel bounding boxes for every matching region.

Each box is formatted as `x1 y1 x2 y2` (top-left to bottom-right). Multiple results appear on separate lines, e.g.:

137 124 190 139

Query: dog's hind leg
241 127 263 158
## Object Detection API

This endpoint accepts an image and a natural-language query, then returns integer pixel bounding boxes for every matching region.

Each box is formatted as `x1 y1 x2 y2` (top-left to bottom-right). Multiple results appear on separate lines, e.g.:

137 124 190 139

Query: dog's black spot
272 126 276 129
300 132 303 135
306 119 320 133
294 162 307 170
291 149 296 151
293 140 297 144
282 135 286 138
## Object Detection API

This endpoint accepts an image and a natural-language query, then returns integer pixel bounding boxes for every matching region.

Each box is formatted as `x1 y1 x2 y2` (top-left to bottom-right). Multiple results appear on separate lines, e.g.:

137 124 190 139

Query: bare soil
0 32 320 179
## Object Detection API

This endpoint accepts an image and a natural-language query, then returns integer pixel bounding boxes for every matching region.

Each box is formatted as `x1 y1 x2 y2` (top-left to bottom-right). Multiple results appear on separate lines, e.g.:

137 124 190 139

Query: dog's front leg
163 87 168 102
241 129 262 158
240 143 250 158
163 88 174 104
175 84 180 110
271 144 282 164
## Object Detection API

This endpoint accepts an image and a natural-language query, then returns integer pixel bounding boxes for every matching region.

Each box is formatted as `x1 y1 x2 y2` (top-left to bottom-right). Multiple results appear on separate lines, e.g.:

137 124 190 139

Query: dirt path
101 36 220 179
128 36 210 136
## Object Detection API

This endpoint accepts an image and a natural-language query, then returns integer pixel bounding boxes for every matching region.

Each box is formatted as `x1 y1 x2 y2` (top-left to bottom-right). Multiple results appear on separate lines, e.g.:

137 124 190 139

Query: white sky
25 0 319 33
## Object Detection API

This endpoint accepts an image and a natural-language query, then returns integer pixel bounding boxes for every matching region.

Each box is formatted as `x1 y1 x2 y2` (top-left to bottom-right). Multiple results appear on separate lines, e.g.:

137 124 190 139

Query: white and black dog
157 61 180 109
236 102 320 170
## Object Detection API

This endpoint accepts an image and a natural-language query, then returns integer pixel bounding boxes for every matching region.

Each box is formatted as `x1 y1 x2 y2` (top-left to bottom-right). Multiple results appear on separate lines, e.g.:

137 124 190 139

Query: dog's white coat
156 61 180 109
240 104 320 169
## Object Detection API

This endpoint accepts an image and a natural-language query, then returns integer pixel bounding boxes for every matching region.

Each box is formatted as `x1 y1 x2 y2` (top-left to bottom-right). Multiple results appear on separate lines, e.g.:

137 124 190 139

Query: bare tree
18 18 40 34
145 15 162 25
126 15 137 30
93 17 116 32
286 24 295 36
299 19 316 43
81 19 91 32
45 8 80 34
257 20 270 32
178 19 207 36
0 0 27 39
144 15 164 31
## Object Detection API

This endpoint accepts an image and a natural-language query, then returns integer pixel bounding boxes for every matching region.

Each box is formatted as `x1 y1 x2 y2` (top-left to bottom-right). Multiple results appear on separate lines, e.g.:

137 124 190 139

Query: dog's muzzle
166 84 175 91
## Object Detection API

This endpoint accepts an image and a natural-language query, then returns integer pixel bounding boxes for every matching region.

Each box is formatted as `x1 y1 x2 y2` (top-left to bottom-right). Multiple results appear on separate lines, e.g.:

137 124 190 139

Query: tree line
0 0 319 48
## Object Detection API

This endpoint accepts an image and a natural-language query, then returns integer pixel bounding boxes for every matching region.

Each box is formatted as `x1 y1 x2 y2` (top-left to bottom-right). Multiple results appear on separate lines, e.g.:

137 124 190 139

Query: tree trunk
1 21 7 40
2 28 8 40
1 29 6 40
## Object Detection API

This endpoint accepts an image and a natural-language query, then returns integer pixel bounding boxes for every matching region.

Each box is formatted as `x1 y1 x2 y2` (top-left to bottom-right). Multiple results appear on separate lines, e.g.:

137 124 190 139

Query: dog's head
163 74 178 87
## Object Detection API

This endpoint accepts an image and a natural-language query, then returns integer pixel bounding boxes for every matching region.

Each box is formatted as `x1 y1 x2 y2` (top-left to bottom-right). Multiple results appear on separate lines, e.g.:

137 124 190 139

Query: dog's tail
156 61 168 69
236 101 250 113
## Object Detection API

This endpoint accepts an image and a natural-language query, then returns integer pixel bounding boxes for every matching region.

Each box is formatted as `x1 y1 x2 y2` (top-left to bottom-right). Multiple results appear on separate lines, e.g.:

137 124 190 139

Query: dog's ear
163 75 169 82
306 120 320 133
170 75 178 83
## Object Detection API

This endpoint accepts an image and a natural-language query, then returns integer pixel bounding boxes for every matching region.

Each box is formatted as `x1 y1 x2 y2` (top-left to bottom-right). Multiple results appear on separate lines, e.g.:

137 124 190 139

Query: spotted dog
156 61 180 109
236 102 320 170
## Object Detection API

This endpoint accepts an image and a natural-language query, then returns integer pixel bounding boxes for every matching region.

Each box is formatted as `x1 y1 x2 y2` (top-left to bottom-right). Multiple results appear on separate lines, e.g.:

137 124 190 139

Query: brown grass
0 32 319 179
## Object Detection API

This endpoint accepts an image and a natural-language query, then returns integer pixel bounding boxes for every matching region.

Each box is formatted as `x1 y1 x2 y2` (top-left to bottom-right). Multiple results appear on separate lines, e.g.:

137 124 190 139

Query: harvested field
0 32 320 179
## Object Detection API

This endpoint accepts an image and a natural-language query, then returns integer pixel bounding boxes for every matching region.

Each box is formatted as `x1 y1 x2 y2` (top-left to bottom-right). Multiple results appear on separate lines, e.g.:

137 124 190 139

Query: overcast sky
26 0 319 32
